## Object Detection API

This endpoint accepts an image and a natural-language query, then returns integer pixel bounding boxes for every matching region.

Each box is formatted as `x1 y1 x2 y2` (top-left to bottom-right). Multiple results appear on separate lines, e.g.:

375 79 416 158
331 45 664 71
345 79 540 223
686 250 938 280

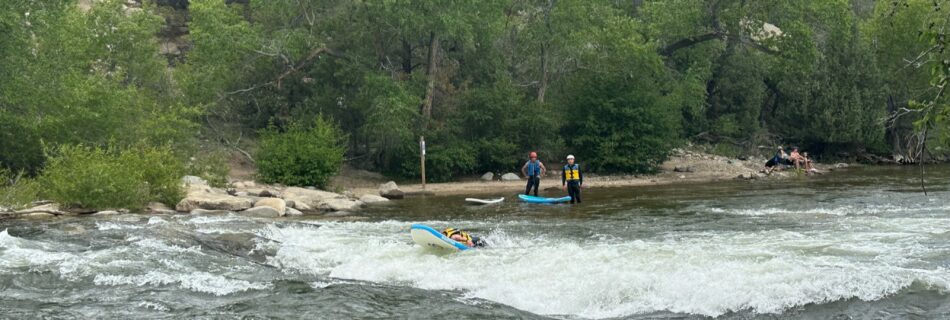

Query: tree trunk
538 43 549 103
401 38 413 74
421 32 440 121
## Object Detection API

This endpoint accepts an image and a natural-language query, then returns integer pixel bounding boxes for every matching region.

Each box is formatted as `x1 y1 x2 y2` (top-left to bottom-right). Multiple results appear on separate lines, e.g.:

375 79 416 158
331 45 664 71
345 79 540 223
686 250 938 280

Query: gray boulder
501 173 521 181
254 198 287 215
359 194 390 204
282 187 345 208
241 206 282 218
285 207 303 216
319 199 364 211
480 172 494 181
378 181 404 199
175 187 253 212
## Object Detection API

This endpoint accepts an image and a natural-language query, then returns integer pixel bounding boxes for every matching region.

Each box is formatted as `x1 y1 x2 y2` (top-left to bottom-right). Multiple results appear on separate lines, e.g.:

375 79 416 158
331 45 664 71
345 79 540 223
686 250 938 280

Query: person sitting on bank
521 151 547 196
562 154 583 204
802 151 817 173
442 228 487 248
764 146 790 174
788 147 811 170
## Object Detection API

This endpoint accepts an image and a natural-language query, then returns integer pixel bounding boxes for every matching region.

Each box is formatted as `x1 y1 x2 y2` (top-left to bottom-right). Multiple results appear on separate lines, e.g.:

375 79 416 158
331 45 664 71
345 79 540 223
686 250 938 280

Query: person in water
442 228 487 248
562 154 583 204
521 151 547 196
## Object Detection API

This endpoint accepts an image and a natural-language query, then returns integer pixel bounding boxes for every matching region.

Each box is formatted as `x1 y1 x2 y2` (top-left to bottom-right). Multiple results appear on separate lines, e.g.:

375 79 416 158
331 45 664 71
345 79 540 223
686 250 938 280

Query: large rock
282 187 345 208
240 206 282 218
480 172 494 181
378 181 404 199
319 199 364 211
254 198 286 214
285 207 303 216
175 188 253 212
359 194 390 204
501 173 521 181
181 175 209 186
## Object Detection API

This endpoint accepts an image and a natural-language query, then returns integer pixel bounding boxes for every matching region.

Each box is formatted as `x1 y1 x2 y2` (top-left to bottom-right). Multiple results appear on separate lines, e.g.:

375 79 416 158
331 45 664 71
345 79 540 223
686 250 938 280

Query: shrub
0 169 40 210
38 145 185 210
185 149 231 188
256 117 346 188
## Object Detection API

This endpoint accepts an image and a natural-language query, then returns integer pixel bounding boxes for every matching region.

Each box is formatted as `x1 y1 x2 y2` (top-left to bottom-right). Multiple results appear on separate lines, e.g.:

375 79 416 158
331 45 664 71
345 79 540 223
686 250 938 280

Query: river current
1 166 949 319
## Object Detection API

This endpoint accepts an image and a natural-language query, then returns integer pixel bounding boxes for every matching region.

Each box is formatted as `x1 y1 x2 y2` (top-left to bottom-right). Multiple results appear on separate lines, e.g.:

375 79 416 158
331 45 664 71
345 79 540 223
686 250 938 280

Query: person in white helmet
561 155 583 204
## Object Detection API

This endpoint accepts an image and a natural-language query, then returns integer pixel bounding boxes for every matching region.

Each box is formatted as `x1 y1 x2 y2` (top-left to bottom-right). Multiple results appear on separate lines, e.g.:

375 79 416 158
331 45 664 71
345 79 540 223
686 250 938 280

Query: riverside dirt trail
1 165 949 319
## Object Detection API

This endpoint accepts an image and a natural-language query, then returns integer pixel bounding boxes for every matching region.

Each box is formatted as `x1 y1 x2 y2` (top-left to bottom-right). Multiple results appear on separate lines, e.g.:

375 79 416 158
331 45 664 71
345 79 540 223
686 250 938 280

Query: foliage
0 169 40 210
256 117 346 188
185 150 231 188
38 145 185 210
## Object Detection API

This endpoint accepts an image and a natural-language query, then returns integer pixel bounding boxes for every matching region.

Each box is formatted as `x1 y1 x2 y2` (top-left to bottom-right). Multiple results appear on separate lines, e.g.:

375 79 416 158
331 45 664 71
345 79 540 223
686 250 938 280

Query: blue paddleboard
518 194 572 204
410 224 470 251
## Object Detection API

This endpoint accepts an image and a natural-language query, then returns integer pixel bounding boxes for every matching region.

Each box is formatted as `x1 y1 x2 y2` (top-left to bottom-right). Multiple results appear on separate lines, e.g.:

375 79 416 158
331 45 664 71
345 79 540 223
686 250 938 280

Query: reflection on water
1 165 949 319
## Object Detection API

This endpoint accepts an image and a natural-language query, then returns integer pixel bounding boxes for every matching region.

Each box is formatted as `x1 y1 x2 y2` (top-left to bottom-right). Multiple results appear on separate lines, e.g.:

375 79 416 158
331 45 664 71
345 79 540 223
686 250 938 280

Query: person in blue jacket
521 151 547 196
562 154 583 204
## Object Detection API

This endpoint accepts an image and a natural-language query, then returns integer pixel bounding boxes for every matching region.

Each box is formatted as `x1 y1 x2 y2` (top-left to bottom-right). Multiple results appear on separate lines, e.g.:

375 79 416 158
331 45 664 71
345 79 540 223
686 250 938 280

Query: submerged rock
501 173 521 181
378 181 404 199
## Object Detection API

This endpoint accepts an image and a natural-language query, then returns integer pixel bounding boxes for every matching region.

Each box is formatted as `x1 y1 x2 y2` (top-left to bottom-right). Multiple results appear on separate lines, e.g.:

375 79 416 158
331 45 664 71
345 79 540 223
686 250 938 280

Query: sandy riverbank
340 148 847 197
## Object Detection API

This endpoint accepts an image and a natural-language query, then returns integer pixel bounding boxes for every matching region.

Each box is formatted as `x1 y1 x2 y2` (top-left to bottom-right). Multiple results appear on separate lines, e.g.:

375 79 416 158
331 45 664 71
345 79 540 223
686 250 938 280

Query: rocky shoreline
0 175 402 220
0 149 856 219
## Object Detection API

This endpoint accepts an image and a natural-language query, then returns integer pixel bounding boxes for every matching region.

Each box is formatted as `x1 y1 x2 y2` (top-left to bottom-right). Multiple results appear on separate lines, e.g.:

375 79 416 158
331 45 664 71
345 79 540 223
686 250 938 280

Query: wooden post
420 136 426 190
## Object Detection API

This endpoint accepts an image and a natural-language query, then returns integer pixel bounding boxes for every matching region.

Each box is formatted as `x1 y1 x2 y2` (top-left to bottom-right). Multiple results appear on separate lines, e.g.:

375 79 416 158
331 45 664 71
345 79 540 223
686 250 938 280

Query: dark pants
524 175 540 196
567 181 581 204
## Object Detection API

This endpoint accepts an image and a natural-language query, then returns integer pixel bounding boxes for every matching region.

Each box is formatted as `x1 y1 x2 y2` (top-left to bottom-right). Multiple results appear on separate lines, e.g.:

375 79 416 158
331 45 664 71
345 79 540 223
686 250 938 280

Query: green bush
185 150 231 188
38 145 184 210
0 169 40 210
256 117 346 187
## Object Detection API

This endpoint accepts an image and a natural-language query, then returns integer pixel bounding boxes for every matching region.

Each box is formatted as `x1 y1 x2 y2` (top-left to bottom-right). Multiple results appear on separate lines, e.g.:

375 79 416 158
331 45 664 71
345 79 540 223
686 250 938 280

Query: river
1 166 949 319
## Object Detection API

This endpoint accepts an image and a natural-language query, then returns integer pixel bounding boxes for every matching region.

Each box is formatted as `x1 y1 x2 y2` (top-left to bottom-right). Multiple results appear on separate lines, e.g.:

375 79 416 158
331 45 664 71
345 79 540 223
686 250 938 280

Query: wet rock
324 211 353 217
500 173 521 181
359 194 389 204
240 206 282 218
480 172 494 181
93 210 121 216
23 212 56 219
181 175 209 186
673 166 693 173
285 207 303 216
189 209 231 215
254 198 286 214
378 181 404 200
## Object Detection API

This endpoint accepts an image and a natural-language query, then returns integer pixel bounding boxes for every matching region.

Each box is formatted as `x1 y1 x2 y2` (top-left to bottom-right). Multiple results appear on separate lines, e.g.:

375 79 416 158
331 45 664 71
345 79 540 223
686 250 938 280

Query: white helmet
566 155 575 160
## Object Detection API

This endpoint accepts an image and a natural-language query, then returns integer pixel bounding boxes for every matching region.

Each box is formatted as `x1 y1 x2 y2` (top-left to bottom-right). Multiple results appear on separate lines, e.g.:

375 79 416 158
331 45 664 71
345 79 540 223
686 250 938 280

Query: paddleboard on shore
410 224 470 251
465 197 504 205
518 194 572 204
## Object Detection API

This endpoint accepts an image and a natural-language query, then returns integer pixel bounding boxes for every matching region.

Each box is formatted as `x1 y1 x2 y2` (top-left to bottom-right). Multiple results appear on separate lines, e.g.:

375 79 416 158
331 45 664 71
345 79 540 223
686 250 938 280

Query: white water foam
94 271 271 296
258 220 950 318
709 204 950 216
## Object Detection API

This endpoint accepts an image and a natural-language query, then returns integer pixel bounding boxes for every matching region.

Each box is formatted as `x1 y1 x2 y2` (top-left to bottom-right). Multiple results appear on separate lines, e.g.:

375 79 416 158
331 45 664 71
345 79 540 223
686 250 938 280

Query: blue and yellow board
410 224 470 251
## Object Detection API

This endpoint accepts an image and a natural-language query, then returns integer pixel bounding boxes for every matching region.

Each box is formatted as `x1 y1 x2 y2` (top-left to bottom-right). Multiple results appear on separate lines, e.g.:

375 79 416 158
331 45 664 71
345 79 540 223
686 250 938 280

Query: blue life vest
526 160 541 176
